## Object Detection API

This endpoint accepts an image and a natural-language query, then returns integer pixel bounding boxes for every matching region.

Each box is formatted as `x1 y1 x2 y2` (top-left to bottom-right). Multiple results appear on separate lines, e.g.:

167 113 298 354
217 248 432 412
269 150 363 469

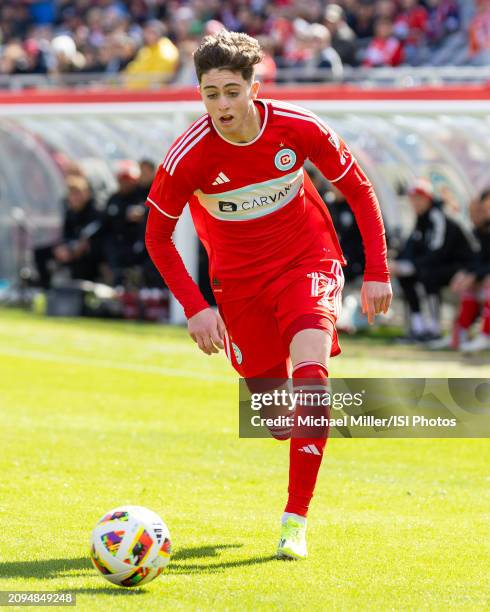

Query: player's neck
220 102 261 144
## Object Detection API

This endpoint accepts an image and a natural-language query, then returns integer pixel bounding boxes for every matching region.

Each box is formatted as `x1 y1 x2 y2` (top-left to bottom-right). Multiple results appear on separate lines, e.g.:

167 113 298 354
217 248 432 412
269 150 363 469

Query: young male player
145 30 392 560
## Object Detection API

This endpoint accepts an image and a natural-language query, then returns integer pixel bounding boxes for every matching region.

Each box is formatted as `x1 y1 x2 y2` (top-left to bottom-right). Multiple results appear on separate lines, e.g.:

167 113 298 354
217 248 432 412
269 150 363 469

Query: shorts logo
307 272 337 313
218 201 238 212
232 342 243 365
274 148 296 172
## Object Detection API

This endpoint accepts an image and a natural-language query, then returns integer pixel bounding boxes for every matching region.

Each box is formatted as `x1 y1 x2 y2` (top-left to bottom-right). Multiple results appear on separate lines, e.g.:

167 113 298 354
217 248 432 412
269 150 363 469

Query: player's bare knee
289 328 332 369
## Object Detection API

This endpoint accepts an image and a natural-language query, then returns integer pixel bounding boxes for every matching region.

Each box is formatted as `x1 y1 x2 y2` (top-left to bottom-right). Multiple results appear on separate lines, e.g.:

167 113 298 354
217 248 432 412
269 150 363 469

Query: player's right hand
188 308 226 355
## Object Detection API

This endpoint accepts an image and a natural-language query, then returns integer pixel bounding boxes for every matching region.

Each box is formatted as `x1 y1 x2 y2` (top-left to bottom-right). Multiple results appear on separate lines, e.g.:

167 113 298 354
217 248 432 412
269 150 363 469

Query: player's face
200 69 260 142
409 193 431 216
481 195 490 221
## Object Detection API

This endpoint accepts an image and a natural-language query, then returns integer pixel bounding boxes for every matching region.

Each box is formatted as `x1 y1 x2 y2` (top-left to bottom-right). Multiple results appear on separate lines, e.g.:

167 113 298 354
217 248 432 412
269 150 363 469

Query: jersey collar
210 100 268 147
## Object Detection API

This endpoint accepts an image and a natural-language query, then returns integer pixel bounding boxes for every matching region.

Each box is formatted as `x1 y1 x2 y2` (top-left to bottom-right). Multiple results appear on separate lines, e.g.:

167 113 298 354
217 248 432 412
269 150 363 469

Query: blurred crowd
1 0 488 85
387 180 490 354
33 158 162 291
322 174 490 355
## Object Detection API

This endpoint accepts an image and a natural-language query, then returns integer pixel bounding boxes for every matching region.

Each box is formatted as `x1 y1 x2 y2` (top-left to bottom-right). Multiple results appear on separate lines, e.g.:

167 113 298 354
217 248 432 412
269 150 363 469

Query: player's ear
251 79 260 99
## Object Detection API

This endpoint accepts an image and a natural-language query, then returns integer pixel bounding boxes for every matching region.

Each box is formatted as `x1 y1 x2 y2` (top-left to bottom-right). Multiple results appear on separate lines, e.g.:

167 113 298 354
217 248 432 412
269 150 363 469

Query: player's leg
419 264 460 339
275 327 333 560
461 279 490 353
397 275 426 339
218 292 294 440
483 280 490 337
218 291 288 379
33 244 57 289
454 289 480 348
287 326 333 507
245 360 292 440
273 262 343 559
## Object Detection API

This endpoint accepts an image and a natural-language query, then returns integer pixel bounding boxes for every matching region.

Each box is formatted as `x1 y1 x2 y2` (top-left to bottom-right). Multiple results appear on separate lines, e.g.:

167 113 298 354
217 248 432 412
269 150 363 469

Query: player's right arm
145 159 224 354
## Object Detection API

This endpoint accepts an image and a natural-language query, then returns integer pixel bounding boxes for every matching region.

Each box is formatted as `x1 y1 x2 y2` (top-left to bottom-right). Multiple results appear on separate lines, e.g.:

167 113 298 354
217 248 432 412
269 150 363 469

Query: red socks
457 292 480 329
285 362 330 517
482 287 490 335
456 287 490 336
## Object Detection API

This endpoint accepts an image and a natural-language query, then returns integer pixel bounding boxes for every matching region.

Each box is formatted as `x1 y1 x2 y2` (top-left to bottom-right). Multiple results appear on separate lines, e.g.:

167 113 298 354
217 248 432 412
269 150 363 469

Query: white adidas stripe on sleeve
163 116 209 171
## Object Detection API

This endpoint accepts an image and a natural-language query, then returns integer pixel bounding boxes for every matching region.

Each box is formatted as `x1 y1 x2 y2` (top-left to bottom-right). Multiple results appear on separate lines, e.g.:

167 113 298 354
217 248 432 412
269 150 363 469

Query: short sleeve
146 159 196 220
304 115 355 184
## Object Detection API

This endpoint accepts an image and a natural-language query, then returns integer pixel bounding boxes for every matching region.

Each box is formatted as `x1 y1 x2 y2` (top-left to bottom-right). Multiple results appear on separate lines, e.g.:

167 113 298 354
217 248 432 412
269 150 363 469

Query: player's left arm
307 121 392 323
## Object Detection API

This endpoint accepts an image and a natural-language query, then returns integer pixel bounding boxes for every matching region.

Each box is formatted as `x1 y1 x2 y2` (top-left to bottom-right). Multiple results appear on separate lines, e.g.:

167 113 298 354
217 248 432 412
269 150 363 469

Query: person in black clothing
389 179 474 340
34 175 103 289
293 24 344 82
324 4 358 66
471 190 490 284
447 190 490 353
137 158 157 196
103 160 148 287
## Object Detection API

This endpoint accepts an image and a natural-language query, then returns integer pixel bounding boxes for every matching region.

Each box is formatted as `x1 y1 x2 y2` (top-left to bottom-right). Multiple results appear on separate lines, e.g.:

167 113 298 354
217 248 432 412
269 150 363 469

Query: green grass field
0 309 488 611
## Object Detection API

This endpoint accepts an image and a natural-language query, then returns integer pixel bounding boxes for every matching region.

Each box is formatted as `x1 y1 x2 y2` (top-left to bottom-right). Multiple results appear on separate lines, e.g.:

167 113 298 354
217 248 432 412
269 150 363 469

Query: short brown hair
65 175 90 193
193 30 263 83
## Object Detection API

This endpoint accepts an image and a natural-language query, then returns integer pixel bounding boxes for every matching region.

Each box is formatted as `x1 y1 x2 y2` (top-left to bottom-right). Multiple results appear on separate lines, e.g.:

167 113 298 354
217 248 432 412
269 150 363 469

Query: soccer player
145 31 392 560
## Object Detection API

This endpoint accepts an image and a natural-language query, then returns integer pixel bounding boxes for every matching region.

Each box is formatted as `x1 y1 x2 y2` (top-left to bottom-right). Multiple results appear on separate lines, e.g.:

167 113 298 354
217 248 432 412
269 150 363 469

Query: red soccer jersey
146 99 388 317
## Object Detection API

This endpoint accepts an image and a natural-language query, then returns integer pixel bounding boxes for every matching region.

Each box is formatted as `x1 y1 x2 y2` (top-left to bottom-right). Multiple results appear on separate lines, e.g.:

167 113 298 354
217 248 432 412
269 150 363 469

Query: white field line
0 347 234 383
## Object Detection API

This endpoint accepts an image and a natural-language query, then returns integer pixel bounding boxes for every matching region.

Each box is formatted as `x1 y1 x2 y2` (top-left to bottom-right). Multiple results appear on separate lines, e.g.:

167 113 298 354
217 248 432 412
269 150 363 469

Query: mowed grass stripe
0 309 488 611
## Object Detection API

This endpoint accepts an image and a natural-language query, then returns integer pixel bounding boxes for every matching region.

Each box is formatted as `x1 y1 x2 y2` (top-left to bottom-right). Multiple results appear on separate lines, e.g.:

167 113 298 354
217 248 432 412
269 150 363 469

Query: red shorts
219 260 344 377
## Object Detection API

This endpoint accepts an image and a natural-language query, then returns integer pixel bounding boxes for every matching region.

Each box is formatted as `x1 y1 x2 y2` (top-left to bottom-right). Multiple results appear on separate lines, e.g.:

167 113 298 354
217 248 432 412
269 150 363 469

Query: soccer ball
90 505 171 587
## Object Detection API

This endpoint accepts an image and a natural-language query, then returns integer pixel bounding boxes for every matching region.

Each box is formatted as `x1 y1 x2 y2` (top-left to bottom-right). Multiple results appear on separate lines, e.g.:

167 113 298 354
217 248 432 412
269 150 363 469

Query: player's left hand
188 307 226 355
361 281 392 325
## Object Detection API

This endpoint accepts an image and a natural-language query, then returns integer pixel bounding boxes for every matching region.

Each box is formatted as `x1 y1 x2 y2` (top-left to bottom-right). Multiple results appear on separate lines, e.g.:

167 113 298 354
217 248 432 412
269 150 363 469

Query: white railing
1 65 490 91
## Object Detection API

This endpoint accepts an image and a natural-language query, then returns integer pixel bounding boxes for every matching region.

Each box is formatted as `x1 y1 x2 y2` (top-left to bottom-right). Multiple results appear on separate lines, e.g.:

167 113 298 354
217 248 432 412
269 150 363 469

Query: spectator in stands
468 0 490 60
323 3 358 66
297 23 344 82
375 0 398 22
99 33 137 74
138 158 157 196
350 0 375 41
173 37 200 85
426 0 460 46
441 191 490 353
254 36 278 84
34 175 103 289
0 37 49 75
49 34 86 74
0 42 32 75
0 0 473 81
388 179 474 341
124 19 179 88
102 160 147 287
394 0 429 63
0 3 31 41
29 0 56 26
363 17 404 67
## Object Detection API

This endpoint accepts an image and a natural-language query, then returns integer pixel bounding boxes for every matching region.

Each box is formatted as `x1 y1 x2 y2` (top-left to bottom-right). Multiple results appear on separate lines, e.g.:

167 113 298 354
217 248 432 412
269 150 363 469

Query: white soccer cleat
460 333 490 354
426 335 454 351
277 516 307 560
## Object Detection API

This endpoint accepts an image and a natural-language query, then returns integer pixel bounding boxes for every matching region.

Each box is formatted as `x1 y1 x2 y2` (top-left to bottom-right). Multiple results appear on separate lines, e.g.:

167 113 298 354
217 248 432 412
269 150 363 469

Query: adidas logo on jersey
212 172 230 185
298 444 321 455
